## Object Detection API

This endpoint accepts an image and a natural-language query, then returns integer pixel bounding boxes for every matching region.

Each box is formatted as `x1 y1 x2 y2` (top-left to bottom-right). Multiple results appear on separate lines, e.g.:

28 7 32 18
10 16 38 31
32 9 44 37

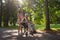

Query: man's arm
24 17 28 23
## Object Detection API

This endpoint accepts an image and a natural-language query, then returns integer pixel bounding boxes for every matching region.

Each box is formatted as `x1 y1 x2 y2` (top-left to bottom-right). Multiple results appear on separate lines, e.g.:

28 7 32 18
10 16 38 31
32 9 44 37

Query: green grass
35 24 60 30
1 24 60 30
35 24 45 30
8 26 18 29
0 26 18 29
50 24 60 30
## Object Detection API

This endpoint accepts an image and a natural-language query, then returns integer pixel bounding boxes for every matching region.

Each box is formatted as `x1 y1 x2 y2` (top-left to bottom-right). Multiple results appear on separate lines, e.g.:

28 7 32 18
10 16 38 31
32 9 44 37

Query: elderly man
20 13 29 36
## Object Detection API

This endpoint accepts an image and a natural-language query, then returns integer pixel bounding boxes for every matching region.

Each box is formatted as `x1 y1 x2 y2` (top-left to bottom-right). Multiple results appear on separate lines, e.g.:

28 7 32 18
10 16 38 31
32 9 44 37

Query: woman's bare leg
18 25 20 35
18 24 22 35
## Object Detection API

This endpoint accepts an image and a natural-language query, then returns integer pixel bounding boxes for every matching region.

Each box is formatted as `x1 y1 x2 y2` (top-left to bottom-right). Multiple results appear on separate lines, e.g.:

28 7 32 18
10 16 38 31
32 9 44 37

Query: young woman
17 8 24 35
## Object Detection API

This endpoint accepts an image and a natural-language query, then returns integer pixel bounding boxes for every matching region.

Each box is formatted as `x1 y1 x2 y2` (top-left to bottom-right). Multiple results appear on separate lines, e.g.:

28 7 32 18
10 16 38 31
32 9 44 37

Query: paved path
0 28 60 40
0 28 18 40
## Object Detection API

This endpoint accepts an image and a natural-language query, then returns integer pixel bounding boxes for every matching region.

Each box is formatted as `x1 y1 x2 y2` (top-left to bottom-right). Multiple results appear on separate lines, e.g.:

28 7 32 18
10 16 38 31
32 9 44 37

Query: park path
0 28 60 40
0 28 18 40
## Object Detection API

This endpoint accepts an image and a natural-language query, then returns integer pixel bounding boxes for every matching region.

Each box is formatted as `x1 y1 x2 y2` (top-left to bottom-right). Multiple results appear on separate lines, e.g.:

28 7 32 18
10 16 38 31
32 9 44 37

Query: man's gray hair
25 13 28 16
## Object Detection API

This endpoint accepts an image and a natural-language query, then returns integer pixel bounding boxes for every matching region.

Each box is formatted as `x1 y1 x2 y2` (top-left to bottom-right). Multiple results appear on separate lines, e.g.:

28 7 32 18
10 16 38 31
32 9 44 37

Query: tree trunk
45 0 50 30
4 0 10 27
4 17 9 27
0 0 2 27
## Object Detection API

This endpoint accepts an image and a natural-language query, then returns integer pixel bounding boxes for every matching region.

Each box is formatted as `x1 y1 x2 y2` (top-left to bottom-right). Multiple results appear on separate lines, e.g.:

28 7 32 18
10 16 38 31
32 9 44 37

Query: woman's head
18 8 23 13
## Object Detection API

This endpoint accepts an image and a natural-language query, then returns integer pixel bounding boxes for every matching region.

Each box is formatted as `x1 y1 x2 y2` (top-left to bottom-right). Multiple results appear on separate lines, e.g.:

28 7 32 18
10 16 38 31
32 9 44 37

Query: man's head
25 13 28 17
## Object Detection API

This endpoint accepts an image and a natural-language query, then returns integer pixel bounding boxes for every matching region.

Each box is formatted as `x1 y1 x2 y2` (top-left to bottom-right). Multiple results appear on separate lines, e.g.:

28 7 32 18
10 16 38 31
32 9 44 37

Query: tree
3 0 18 27
0 0 2 27
45 0 50 30
3 0 10 27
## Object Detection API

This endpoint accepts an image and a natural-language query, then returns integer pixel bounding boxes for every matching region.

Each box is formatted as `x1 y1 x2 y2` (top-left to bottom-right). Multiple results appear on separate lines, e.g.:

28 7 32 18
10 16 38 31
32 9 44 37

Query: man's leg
24 24 28 36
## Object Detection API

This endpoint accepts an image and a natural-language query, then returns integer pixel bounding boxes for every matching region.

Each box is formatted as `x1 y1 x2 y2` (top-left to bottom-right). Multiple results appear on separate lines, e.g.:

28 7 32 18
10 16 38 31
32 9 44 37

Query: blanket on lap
28 22 36 35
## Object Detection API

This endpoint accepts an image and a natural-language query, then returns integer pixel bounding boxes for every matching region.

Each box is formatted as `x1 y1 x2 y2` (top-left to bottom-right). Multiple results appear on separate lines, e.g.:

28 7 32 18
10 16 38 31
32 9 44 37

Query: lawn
35 24 60 30
1 24 60 31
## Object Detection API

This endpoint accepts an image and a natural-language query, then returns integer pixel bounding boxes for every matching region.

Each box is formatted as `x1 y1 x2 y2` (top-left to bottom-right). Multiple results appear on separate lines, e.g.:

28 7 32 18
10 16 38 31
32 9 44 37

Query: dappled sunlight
18 0 23 5
33 34 43 37
2 35 11 38
3 30 17 32
51 28 60 31
2 0 5 3
0 0 60 40
2 29 18 39
0 28 60 40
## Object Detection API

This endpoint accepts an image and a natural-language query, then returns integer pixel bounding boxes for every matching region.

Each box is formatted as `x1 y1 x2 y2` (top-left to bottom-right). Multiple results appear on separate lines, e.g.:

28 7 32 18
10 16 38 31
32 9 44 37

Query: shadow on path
0 28 60 40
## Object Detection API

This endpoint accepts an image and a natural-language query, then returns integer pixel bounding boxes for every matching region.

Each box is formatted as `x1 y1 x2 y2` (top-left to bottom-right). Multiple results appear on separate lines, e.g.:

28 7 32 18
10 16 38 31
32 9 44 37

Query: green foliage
1 0 60 28
49 0 60 24
2 0 18 27
22 0 46 24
